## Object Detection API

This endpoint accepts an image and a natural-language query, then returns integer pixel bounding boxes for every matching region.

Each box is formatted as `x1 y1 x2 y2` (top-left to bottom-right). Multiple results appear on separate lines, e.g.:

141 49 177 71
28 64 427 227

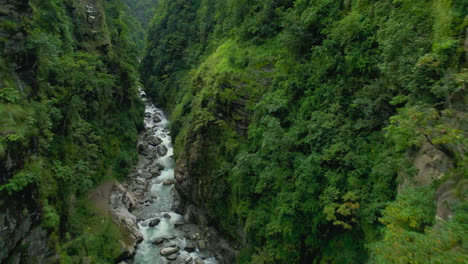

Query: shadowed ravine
128 89 219 264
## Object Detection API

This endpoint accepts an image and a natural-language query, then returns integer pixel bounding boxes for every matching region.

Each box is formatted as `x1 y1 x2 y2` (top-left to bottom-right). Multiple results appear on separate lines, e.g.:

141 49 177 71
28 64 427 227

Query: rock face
0 4 54 261
411 143 453 186
0 192 53 263
174 135 238 263
109 182 143 260
399 139 466 222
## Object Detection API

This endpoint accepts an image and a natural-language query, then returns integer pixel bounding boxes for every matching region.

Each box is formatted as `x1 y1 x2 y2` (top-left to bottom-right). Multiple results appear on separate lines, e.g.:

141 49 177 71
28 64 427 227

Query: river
129 89 220 264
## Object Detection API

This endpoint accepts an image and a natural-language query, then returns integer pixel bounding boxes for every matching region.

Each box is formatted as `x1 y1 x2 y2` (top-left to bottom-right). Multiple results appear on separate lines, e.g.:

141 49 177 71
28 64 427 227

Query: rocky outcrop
411 143 453 186
400 134 466 222
108 182 143 260
174 130 238 263
0 191 54 263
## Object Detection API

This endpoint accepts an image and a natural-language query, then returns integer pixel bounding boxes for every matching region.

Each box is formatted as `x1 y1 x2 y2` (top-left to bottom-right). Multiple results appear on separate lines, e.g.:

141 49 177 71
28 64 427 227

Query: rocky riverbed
109 89 234 264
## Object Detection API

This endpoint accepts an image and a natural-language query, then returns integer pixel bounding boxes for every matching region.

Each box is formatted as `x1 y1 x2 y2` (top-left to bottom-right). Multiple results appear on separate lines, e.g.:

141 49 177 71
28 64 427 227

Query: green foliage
0 159 42 195
380 187 436 231
1 0 144 262
59 200 127 263
141 0 467 263
370 192 467 264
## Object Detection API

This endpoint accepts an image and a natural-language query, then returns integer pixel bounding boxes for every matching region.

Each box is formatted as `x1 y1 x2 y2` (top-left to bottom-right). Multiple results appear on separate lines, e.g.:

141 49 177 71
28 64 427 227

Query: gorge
1 0 467 263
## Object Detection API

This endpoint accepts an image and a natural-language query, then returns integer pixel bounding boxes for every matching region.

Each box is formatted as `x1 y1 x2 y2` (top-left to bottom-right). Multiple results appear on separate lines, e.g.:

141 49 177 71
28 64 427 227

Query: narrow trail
128 89 219 264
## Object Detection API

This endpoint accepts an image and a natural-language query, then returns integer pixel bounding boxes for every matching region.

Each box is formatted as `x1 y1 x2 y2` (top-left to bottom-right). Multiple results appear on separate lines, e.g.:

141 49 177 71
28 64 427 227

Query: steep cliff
141 0 467 263
0 0 143 262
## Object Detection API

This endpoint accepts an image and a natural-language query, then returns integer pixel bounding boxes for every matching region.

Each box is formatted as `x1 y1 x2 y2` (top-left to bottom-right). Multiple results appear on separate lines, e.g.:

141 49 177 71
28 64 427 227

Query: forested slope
0 0 143 262
141 0 467 263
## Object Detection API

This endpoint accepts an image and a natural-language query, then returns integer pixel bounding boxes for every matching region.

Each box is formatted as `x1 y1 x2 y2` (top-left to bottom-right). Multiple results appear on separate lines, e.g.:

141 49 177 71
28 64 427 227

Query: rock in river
146 135 162 146
166 253 178 260
157 145 168 156
160 246 179 256
163 179 175 185
153 115 162 123
184 241 197 252
138 142 150 156
152 238 165 245
148 218 161 227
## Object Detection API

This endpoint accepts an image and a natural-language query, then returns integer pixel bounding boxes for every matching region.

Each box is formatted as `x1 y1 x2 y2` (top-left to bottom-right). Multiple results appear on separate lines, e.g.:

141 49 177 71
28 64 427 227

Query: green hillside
141 0 467 263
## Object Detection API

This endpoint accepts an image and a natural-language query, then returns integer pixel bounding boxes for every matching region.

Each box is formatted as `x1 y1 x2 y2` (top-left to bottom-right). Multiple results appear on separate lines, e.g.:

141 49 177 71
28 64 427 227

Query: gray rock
147 136 162 146
163 213 171 219
163 179 175 185
145 129 153 137
160 247 179 256
157 145 168 156
167 253 178 260
184 241 196 252
139 172 153 179
152 238 165 245
194 258 204 264
148 218 161 227
153 115 162 123
109 182 143 260
138 142 150 156
110 182 137 210
150 163 164 172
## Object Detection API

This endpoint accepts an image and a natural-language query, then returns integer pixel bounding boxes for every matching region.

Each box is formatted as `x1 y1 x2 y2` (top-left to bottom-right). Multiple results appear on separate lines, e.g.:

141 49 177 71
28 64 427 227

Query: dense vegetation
1 0 143 262
141 0 467 263
124 0 158 52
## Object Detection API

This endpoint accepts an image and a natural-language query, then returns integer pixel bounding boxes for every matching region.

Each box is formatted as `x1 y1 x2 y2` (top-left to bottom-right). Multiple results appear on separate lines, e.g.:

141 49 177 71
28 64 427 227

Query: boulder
150 163 164 172
152 238 165 245
109 182 143 259
144 135 155 142
147 136 162 146
163 213 171 219
145 129 153 137
148 218 161 227
137 142 150 156
184 241 196 252
157 145 168 156
110 182 137 210
167 254 178 260
160 247 179 256
163 180 175 185
110 207 143 260
153 115 162 123
194 258 204 264
149 166 163 176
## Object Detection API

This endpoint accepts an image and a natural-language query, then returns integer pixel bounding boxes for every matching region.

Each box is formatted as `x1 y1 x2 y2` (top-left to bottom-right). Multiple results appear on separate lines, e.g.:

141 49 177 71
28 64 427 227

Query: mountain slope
141 0 467 263
0 0 143 262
